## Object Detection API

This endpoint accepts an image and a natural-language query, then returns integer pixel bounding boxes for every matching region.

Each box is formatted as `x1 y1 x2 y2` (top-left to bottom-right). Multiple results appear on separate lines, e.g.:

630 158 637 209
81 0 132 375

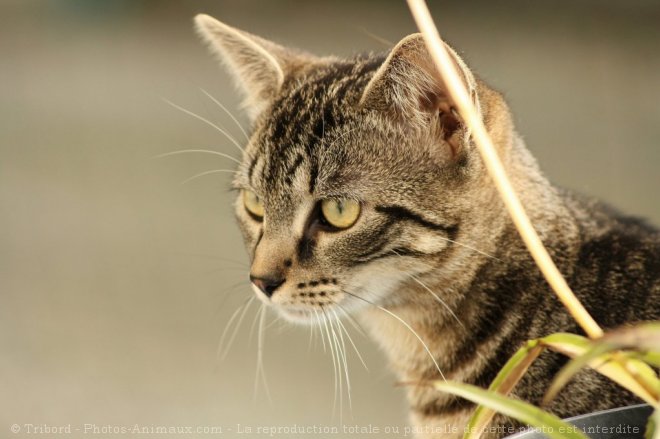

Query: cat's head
195 14 513 324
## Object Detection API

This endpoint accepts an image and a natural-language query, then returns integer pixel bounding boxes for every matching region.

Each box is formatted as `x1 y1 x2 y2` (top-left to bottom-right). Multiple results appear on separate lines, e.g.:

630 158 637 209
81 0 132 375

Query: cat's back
564 191 660 326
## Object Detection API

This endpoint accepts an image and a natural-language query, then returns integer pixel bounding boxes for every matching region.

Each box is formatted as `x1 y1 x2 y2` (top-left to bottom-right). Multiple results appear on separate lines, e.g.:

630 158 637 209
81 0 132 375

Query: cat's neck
359 133 580 358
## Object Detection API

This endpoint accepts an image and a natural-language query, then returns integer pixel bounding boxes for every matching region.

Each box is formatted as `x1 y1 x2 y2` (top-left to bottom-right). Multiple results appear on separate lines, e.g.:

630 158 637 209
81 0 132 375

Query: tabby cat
194 14 660 438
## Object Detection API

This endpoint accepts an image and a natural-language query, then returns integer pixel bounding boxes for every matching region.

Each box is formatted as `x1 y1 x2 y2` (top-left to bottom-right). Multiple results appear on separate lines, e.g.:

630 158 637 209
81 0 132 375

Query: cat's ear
194 14 309 121
360 34 480 158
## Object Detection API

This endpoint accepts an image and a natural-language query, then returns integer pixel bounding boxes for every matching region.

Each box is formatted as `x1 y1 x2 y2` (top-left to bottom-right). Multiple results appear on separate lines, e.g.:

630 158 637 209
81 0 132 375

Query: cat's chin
276 306 322 326
275 306 336 326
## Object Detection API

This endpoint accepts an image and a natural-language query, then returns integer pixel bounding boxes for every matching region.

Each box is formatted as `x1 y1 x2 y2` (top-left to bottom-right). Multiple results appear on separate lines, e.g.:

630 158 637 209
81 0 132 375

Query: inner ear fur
361 34 481 159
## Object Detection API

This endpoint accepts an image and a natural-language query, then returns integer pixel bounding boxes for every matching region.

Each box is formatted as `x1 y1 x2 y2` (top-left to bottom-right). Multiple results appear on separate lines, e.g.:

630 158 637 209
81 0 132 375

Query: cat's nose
250 274 285 298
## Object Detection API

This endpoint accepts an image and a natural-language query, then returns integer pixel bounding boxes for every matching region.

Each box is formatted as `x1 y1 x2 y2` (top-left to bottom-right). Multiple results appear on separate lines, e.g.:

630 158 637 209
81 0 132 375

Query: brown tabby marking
194 14 660 438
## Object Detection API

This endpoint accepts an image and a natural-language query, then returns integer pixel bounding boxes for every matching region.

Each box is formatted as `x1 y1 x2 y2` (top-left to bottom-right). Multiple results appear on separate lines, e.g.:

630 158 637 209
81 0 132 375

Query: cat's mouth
250 280 347 324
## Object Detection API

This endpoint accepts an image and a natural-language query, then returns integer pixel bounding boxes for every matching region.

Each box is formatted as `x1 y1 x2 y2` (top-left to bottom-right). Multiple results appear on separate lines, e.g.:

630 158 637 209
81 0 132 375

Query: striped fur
195 15 660 438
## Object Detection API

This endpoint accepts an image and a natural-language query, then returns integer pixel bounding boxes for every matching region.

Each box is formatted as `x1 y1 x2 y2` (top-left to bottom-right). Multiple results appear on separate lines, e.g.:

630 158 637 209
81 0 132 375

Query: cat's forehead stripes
246 55 385 197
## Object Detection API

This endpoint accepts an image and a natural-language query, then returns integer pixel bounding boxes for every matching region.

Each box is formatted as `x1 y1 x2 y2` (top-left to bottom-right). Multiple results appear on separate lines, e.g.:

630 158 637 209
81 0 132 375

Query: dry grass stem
406 0 604 339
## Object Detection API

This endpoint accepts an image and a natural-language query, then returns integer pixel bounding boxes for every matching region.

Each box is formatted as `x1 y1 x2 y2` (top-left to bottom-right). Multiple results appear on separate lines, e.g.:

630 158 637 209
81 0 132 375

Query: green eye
320 198 360 229
242 189 264 219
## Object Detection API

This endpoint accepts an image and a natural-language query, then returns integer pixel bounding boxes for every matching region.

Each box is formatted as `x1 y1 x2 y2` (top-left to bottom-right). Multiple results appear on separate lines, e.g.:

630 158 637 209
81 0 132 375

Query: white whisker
219 296 255 361
325 127 360 150
179 252 248 267
212 281 248 308
264 315 281 331
162 98 244 154
313 309 327 354
437 235 500 261
334 308 369 372
216 296 254 361
336 303 368 338
253 304 263 401
181 169 236 185
357 26 394 47
343 290 445 381
200 88 250 142
331 308 353 413
389 249 469 331
154 149 241 165
203 267 248 277
325 309 344 422
254 305 272 403
407 273 465 329
320 309 339 417
248 302 262 344
211 282 251 326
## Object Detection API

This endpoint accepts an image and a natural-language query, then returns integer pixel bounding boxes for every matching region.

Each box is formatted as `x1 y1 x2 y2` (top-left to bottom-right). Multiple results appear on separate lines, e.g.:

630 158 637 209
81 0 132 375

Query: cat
194 13 660 439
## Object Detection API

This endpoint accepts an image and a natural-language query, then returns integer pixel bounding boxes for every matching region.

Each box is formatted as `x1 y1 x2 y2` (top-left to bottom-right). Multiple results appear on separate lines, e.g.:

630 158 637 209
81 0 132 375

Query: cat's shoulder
561 189 658 243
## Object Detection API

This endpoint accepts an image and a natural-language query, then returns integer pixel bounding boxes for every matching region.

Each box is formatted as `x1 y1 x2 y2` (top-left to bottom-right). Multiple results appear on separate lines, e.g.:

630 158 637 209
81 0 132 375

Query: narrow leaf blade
466 340 544 438
434 381 589 439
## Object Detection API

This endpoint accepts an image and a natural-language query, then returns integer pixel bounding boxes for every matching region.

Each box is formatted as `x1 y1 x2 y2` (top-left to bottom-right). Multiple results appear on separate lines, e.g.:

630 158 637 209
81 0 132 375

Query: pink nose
250 275 285 298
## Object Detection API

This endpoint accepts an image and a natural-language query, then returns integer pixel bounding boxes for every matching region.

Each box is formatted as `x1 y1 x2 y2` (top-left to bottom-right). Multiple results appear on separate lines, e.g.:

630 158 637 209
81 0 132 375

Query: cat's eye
242 189 264 219
320 198 360 229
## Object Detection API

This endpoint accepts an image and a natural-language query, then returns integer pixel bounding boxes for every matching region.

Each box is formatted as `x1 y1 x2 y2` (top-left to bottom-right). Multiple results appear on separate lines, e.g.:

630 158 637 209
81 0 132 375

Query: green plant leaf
542 333 659 405
543 345 620 405
465 333 595 439
468 330 659 438
544 324 660 406
432 381 588 439
465 339 545 439
540 332 592 356
620 355 660 400
639 351 660 368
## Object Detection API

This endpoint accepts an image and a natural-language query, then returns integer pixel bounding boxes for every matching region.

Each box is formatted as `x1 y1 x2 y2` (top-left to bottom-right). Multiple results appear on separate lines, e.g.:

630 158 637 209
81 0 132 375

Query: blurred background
1 1 659 437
